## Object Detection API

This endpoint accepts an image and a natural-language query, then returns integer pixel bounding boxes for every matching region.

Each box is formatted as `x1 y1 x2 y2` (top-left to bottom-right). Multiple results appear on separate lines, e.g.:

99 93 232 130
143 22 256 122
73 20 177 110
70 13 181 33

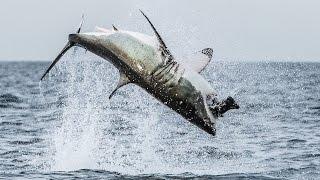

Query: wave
8 170 283 179
0 93 23 103
8 138 43 145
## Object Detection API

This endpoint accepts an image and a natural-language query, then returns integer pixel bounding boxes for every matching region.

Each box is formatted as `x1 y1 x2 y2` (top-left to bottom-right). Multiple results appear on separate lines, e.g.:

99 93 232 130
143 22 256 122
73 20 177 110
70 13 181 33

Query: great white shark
41 11 239 136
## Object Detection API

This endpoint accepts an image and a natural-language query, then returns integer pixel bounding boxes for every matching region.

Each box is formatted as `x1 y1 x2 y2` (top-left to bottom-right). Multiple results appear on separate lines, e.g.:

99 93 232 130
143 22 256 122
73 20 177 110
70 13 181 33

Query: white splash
40 48 162 173
50 50 104 171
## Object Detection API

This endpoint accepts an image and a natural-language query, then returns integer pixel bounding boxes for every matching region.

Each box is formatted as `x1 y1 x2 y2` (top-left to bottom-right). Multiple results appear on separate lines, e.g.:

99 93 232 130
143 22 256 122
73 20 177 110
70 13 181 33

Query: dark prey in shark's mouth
41 10 239 136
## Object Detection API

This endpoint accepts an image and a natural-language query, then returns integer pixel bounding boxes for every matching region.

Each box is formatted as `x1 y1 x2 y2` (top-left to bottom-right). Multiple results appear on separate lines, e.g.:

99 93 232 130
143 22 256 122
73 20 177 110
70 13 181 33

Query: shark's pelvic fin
139 10 174 62
109 72 131 99
76 14 84 33
112 24 118 31
73 14 85 55
184 48 213 73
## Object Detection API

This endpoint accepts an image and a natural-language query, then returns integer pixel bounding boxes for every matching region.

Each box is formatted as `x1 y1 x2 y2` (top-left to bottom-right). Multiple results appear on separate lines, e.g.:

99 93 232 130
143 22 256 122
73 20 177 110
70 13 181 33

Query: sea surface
0 52 319 179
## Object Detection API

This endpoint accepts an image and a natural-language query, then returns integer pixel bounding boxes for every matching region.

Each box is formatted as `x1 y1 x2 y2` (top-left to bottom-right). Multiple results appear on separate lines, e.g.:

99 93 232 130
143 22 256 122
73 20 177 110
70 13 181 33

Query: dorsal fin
139 10 167 48
112 24 118 31
139 10 174 62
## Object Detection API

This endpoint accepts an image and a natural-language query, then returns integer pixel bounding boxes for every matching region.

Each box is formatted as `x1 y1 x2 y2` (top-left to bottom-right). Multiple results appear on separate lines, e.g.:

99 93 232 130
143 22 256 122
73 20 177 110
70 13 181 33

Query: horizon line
0 59 319 63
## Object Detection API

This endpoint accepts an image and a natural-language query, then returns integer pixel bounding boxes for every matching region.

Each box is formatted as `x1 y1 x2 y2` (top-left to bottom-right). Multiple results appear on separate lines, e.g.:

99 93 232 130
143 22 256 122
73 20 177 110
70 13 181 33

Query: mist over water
0 51 319 179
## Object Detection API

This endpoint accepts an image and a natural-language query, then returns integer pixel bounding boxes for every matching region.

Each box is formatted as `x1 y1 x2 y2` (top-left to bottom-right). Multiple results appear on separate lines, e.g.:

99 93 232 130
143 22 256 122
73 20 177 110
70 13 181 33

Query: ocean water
0 52 319 179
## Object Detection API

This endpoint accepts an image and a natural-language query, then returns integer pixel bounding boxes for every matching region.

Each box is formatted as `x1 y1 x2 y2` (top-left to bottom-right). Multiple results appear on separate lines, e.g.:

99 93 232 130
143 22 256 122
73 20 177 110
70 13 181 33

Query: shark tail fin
40 15 84 81
40 42 73 81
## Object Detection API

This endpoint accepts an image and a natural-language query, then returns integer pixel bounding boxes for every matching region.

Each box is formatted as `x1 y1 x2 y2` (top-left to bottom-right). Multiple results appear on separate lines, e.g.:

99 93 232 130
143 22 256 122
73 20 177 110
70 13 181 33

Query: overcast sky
0 0 319 62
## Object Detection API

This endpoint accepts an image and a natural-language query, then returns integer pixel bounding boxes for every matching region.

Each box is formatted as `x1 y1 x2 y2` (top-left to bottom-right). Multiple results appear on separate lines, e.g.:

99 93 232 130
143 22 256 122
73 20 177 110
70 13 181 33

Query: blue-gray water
0 53 319 179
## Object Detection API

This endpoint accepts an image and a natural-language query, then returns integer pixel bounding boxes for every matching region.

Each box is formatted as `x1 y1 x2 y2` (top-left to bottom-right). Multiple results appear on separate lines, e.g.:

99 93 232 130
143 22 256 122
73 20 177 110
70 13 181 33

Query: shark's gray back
96 31 217 130
99 31 162 78
98 31 215 94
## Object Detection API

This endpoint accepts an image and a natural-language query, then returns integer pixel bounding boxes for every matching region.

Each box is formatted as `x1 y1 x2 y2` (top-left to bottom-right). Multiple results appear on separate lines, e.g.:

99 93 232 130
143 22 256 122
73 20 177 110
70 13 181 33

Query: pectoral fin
109 72 131 99
184 48 213 73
